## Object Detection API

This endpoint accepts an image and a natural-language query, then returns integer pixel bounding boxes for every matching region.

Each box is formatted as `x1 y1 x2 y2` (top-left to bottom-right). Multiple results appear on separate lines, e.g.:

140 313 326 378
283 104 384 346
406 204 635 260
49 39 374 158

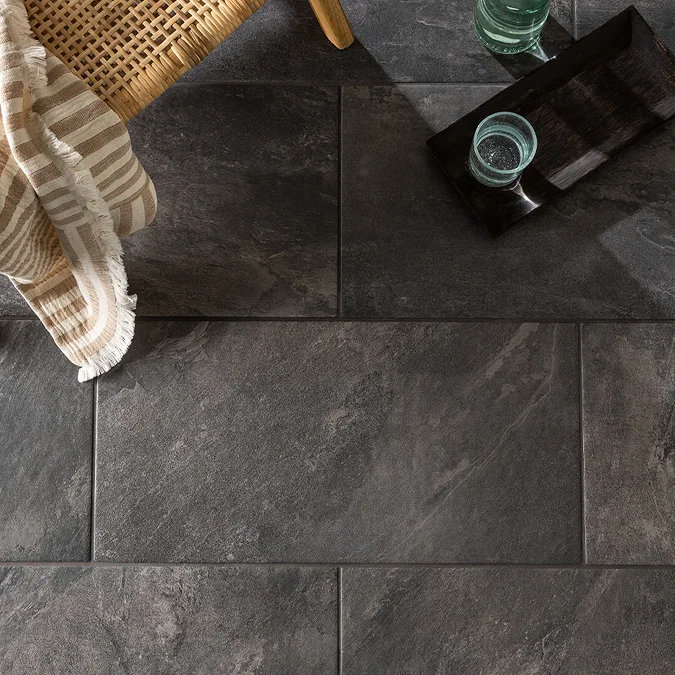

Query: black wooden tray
426 6 675 236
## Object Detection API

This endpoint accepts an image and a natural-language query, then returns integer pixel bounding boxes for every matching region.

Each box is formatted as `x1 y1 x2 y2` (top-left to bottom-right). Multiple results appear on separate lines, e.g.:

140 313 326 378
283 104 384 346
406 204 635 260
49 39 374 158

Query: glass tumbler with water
469 112 537 187
474 0 549 54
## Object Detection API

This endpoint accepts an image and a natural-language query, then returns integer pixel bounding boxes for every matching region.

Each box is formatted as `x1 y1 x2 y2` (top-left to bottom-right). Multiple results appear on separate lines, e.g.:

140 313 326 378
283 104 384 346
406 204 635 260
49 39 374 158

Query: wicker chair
25 0 354 123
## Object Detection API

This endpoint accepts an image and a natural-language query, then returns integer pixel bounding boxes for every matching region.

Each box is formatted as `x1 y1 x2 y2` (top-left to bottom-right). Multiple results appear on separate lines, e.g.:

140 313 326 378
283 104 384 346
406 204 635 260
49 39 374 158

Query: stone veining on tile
125 84 338 316
343 567 675 674
583 323 675 564
95 321 580 563
0 566 337 674
0 0 672 669
0 321 92 561
341 85 675 319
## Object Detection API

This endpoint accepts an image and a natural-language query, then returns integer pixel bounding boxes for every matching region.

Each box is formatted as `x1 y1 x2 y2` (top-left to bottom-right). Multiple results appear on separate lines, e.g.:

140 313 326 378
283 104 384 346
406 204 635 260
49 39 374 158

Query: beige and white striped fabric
0 0 156 381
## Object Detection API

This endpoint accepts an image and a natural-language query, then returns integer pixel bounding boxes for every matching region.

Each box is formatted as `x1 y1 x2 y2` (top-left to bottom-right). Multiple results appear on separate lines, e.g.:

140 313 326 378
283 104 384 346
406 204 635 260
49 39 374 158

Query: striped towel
0 0 156 381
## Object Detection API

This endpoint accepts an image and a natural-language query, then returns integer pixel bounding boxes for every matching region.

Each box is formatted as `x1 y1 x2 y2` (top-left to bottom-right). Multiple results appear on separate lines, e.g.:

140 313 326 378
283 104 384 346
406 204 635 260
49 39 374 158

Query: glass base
468 160 520 187
474 20 540 54
477 34 540 55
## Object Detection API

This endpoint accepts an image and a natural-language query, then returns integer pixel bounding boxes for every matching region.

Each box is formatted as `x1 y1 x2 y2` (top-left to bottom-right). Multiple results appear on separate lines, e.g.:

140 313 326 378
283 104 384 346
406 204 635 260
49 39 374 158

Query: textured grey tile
343 567 675 675
183 0 573 84
0 321 91 560
582 323 675 564
577 0 674 49
95 321 580 563
341 85 675 319
0 277 30 316
125 84 337 317
0 565 336 674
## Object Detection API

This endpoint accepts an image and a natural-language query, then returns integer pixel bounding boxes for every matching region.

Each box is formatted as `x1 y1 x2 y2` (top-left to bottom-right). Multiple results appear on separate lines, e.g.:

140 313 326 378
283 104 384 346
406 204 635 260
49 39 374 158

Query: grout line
572 0 578 41
578 323 586 564
338 567 343 675
337 86 343 318
4 316 675 325
170 80 515 89
128 317 675 324
89 378 98 562
2 561 675 570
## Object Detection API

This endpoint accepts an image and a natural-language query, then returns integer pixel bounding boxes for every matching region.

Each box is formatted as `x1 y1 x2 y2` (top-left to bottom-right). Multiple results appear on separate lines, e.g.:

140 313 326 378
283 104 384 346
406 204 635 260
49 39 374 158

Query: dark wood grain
427 6 675 236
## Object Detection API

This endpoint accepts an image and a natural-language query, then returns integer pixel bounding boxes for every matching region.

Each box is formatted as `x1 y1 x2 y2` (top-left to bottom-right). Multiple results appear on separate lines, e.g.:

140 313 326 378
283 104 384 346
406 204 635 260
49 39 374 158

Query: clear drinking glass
468 112 537 187
474 0 550 54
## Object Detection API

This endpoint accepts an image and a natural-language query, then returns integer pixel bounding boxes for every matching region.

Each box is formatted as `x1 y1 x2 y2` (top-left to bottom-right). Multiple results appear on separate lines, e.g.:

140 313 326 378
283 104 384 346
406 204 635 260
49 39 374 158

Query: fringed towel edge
1 0 137 382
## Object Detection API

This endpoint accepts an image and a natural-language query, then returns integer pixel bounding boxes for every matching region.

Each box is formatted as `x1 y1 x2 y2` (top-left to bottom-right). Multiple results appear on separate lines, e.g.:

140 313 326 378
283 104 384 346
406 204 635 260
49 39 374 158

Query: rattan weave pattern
25 0 268 121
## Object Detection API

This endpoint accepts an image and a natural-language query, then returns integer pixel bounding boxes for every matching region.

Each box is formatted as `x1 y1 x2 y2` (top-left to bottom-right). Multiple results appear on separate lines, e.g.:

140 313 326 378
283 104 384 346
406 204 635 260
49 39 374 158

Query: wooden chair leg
306 0 355 49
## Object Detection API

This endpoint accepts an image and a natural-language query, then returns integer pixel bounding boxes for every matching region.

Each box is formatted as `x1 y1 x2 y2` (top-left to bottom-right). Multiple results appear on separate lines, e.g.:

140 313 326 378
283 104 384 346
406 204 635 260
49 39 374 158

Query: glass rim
471 112 538 174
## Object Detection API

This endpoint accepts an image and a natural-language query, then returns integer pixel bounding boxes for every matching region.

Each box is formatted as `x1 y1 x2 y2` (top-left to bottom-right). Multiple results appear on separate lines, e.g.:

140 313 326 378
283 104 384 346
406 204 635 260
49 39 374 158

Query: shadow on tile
0 1 577 320
182 0 574 84
124 83 339 317
341 75 675 318
488 14 576 79
577 0 675 51
125 4 675 322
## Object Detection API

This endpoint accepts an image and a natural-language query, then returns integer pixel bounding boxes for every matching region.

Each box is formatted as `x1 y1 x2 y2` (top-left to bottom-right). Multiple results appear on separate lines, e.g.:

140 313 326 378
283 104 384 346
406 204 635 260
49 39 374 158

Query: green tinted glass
474 0 550 54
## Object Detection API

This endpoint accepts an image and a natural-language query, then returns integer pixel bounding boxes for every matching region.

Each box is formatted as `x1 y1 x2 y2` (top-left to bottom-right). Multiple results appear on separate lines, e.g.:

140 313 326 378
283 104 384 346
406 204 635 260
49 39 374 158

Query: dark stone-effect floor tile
125 84 337 317
0 277 28 316
343 567 675 675
341 85 675 319
183 0 573 84
95 321 580 563
0 565 336 674
0 321 92 560
582 323 675 564
577 0 674 49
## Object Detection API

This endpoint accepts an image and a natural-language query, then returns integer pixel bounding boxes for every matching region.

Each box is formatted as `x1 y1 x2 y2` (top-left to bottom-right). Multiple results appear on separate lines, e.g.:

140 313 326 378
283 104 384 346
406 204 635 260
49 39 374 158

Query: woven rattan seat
25 0 353 122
